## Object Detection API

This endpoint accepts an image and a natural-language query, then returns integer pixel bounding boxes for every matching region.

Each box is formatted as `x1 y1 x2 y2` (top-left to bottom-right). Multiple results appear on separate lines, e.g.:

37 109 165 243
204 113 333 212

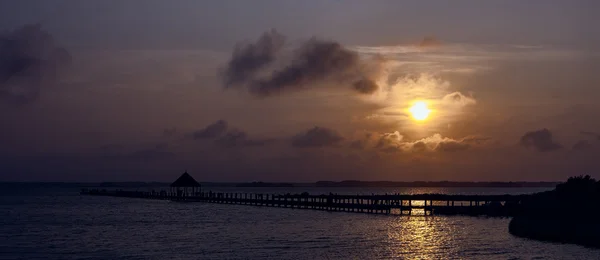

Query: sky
1 0 599 182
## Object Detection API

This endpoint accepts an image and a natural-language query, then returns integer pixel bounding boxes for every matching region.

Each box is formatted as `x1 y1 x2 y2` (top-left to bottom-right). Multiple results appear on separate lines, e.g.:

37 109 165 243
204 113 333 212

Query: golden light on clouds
409 101 431 121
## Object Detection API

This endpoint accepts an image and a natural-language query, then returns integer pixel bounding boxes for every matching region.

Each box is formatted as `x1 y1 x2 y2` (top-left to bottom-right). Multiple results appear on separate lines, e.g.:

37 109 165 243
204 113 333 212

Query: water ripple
1 187 598 260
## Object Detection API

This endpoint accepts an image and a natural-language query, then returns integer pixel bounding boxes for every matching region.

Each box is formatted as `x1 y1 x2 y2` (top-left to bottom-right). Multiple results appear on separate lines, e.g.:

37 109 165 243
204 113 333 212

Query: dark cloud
349 133 373 150
580 131 600 140
436 140 470 152
519 128 562 152
412 141 427 152
192 120 274 148
461 136 492 145
349 140 365 150
193 120 228 139
250 39 359 96
0 24 71 104
222 29 285 87
223 31 380 97
215 129 275 148
375 131 402 150
352 78 379 94
442 92 476 106
572 140 592 151
292 127 344 148
215 130 246 147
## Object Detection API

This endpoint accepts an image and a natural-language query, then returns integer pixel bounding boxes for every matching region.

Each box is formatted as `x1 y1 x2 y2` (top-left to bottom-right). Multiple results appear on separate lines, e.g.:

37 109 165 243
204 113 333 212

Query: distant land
313 180 559 188
236 182 294 187
87 180 559 188
0 181 560 188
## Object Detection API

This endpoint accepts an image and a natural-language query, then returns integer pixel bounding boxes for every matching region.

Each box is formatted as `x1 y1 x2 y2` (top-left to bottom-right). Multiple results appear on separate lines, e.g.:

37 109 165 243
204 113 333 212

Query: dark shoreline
313 180 558 188
508 175 600 249
0 180 558 188
509 216 600 248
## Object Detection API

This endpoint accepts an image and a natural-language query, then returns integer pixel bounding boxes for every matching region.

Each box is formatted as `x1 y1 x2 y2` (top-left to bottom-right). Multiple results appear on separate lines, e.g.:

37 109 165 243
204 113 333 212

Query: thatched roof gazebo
170 171 201 197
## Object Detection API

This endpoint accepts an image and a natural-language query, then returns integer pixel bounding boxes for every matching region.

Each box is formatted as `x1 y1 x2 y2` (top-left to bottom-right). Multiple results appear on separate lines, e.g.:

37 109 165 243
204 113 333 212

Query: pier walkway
81 189 527 216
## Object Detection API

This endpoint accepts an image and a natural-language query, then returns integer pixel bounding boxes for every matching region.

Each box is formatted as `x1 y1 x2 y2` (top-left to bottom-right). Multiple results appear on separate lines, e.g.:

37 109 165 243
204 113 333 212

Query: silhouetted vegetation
509 175 600 248
315 180 557 188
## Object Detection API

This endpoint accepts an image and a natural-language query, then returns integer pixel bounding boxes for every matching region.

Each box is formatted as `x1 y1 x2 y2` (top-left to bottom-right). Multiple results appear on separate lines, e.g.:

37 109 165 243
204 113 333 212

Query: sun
409 101 431 121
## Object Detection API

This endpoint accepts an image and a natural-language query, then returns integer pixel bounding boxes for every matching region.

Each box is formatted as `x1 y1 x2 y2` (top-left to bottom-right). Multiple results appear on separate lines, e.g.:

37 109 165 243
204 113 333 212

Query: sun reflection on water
386 216 458 259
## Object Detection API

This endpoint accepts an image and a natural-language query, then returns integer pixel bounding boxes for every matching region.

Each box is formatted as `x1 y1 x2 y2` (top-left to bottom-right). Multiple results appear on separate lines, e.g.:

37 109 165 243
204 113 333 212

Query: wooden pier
81 172 529 216
80 189 527 217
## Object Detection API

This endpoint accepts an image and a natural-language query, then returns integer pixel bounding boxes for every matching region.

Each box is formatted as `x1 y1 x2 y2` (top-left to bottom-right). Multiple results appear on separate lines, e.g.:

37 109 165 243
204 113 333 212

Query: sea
1 184 599 260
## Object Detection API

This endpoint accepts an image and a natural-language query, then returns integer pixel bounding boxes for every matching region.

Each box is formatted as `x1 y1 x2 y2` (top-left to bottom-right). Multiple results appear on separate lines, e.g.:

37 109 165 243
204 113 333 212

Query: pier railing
81 188 528 216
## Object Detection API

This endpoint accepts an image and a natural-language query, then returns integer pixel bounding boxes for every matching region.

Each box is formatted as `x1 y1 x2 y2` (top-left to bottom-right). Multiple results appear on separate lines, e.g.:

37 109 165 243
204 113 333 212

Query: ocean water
1 185 599 260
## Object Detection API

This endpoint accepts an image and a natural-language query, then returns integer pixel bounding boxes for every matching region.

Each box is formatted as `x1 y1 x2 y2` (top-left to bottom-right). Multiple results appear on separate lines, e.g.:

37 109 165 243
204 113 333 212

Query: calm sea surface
1 184 599 260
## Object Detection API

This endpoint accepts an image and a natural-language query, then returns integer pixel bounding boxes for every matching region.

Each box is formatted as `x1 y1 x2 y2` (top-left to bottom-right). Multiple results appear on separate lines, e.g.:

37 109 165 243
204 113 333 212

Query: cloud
410 134 475 152
352 78 379 94
223 31 381 97
436 140 470 152
193 120 275 148
349 132 373 150
412 141 427 152
292 127 344 148
215 129 275 148
460 136 492 145
519 128 562 152
442 92 477 106
222 29 285 87
572 140 592 151
375 131 403 152
0 24 71 104
249 39 363 96
193 120 228 139
580 131 600 140
351 131 480 153
349 140 365 150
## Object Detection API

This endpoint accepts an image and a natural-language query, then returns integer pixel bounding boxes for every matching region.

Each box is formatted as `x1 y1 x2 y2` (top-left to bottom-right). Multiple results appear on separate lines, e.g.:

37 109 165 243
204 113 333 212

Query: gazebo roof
170 171 201 187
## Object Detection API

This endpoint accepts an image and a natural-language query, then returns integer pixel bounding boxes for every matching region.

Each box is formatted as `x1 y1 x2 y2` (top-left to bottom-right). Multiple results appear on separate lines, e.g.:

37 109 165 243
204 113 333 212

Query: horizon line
0 180 563 184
